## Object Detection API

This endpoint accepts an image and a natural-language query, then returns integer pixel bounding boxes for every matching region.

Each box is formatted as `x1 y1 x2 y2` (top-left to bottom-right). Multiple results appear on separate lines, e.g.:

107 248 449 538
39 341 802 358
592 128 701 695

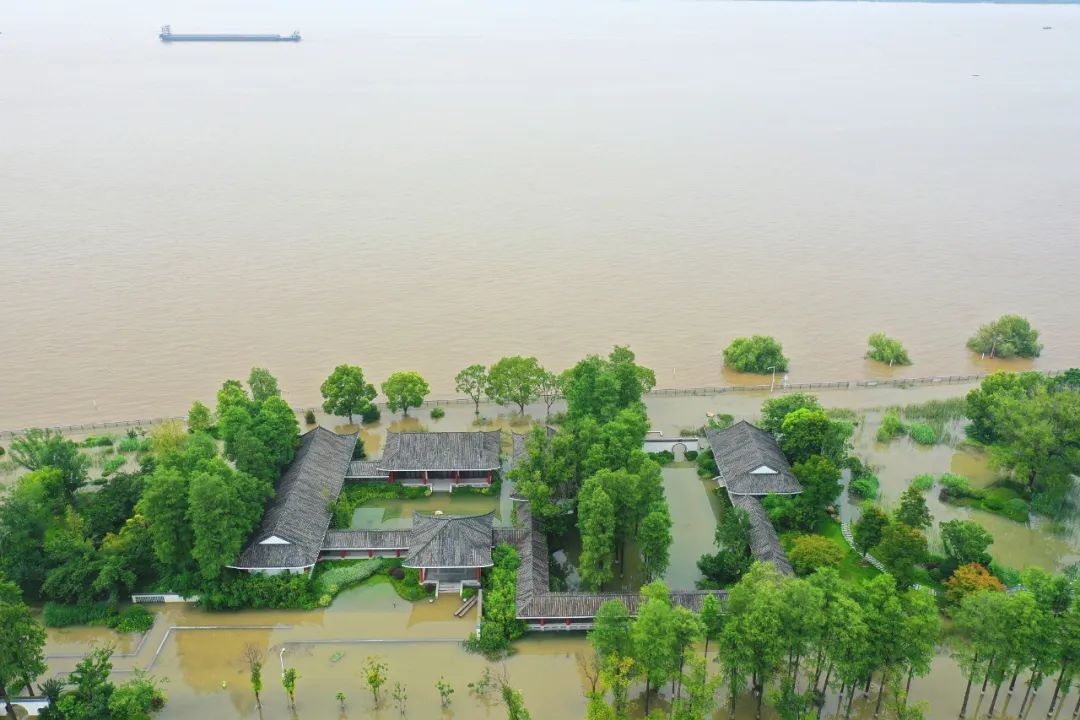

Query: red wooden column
454 470 460 485
476 567 481 580
420 568 426 583
487 471 492 485
388 471 396 484
423 470 429 485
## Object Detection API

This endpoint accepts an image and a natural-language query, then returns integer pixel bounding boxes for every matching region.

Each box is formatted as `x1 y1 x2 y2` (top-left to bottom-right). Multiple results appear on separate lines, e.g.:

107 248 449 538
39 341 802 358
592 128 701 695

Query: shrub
1003 498 1030 523
198 572 318 611
966 315 1042 358
989 562 1022 587
866 333 912 366
430 406 446 419
0 446 4 457
110 605 155 634
389 567 432 601
102 456 127 477
939 473 974 498
876 412 907 443
696 448 719 478
707 413 735 430
352 439 366 460
722 335 789 374
684 450 699 461
788 535 843 576
907 422 937 446
361 405 381 423
850 476 879 500
944 563 1005 606
42 601 118 628
117 437 140 453
313 559 385 597
304 409 317 425
910 474 935 492
388 566 405 580
82 435 115 448
652 450 675 465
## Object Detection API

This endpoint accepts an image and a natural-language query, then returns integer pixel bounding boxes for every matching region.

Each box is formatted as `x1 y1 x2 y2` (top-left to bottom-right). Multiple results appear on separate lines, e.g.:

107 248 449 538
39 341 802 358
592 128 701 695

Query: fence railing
0 368 1069 439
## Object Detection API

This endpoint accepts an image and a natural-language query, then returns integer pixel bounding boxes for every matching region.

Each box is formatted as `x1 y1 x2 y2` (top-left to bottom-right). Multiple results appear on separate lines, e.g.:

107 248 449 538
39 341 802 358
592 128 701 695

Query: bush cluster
430 406 446 419
465 544 523 657
42 600 118 628
313 559 385 598
111 604 155 633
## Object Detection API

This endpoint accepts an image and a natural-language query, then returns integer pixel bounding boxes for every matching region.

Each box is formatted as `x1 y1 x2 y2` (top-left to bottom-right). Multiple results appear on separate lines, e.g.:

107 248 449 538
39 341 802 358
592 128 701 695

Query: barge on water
159 25 301 42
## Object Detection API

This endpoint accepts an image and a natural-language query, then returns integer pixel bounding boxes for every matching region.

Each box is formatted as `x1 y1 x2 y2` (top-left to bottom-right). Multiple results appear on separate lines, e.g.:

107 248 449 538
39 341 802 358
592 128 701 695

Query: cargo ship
159 25 301 42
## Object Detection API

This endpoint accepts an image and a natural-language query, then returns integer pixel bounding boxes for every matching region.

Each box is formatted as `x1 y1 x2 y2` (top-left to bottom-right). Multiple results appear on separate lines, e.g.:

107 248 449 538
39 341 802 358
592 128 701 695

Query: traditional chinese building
345 430 502 490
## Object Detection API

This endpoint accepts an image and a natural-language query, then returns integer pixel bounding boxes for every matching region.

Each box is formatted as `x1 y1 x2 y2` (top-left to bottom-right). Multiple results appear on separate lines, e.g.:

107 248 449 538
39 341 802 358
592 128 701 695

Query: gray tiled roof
345 461 388 479
231 427 357 570
379 431 502 471
510 501 723 619
322 529 411 550
403 512 495 568
729 493 794 576
705 421 802 495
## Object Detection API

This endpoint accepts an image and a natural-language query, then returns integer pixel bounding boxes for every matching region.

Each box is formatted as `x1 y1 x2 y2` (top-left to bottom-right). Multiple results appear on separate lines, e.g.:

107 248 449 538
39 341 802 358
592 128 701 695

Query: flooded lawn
351 493 503 530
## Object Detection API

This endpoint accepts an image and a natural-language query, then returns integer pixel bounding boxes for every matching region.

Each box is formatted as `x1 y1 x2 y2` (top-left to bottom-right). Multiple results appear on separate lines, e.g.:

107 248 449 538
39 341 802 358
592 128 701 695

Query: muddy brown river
3 0 1080 430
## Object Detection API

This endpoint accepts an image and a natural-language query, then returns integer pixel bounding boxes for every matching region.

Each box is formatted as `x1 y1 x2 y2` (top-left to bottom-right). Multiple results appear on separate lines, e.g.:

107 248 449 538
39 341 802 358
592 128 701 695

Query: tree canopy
866 333 912 366
722 335 789 374
454 364 488 415
760 393 821 434
561 346 656 424
486 356 546 414
320 364 377 423
381 371 430 417
966 315 1042 358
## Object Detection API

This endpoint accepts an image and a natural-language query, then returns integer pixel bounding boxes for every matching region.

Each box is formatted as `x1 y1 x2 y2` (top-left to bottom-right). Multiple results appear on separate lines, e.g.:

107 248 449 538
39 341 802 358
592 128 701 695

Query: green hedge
313 559 385 599
111 604 155 633
331 483 431 527
43 601 118 628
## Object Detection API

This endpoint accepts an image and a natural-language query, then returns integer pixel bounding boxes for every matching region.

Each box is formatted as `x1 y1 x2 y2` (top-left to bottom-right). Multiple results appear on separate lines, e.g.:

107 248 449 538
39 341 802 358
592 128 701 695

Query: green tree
391 681 407 717
0 468 63 596
435 677 454 708
216 380 255 456
247 367 281 403
56 647 115 720
985 382 1080 491
94 514 156 600
698 498 752 586
9 428 89 498
188 461 271 581
538 371 563 417
940 519 993 570
499 682 532 720
866 333 912 366
722 335 789 374
639 503 673 581
486 356 546 414
0 579 47 715
699 593 724 661
787 534 843 576
818 592 870 719
964 370 1045 444
967 315 1042 358
363 656 388 706
718 563 787 719
673 656 721 720
852 504 889 558
789 455 842 529
107 671 167 720
760 393 821 434
454 364 488 415
599 654 636 718
577 476 616 591
251 395 300 478
242 645 263 709
778 576 825 685
856 575 908 716
561 346 656 424
42 509 100 603
281 667 298 708
589 599 633 664
875 523 928 591
779 408 848 465
632 581 678 714
381 371 430 417
898 588 941 699
894 486 932 530
140 467 196 580
186 401 213 433
320 364 377 423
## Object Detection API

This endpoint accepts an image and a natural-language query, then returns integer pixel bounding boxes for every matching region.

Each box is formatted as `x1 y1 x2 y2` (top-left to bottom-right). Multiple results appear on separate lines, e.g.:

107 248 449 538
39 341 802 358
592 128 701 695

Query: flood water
4 0 1080 430
16 382 1080 718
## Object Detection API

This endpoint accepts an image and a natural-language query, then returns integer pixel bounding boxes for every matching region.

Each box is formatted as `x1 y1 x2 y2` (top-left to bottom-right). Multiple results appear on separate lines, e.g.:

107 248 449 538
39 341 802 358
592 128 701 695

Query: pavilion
345 430 502 490
705 420 801 575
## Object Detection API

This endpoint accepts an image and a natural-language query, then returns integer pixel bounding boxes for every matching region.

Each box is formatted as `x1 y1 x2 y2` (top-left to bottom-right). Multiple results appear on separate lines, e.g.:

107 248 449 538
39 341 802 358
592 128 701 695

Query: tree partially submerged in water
485 356 546 415
320 364 378 424
454 364 488 415
866 332 911 366
966 315 1042 359
723 335 789 375
381 371 429 417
